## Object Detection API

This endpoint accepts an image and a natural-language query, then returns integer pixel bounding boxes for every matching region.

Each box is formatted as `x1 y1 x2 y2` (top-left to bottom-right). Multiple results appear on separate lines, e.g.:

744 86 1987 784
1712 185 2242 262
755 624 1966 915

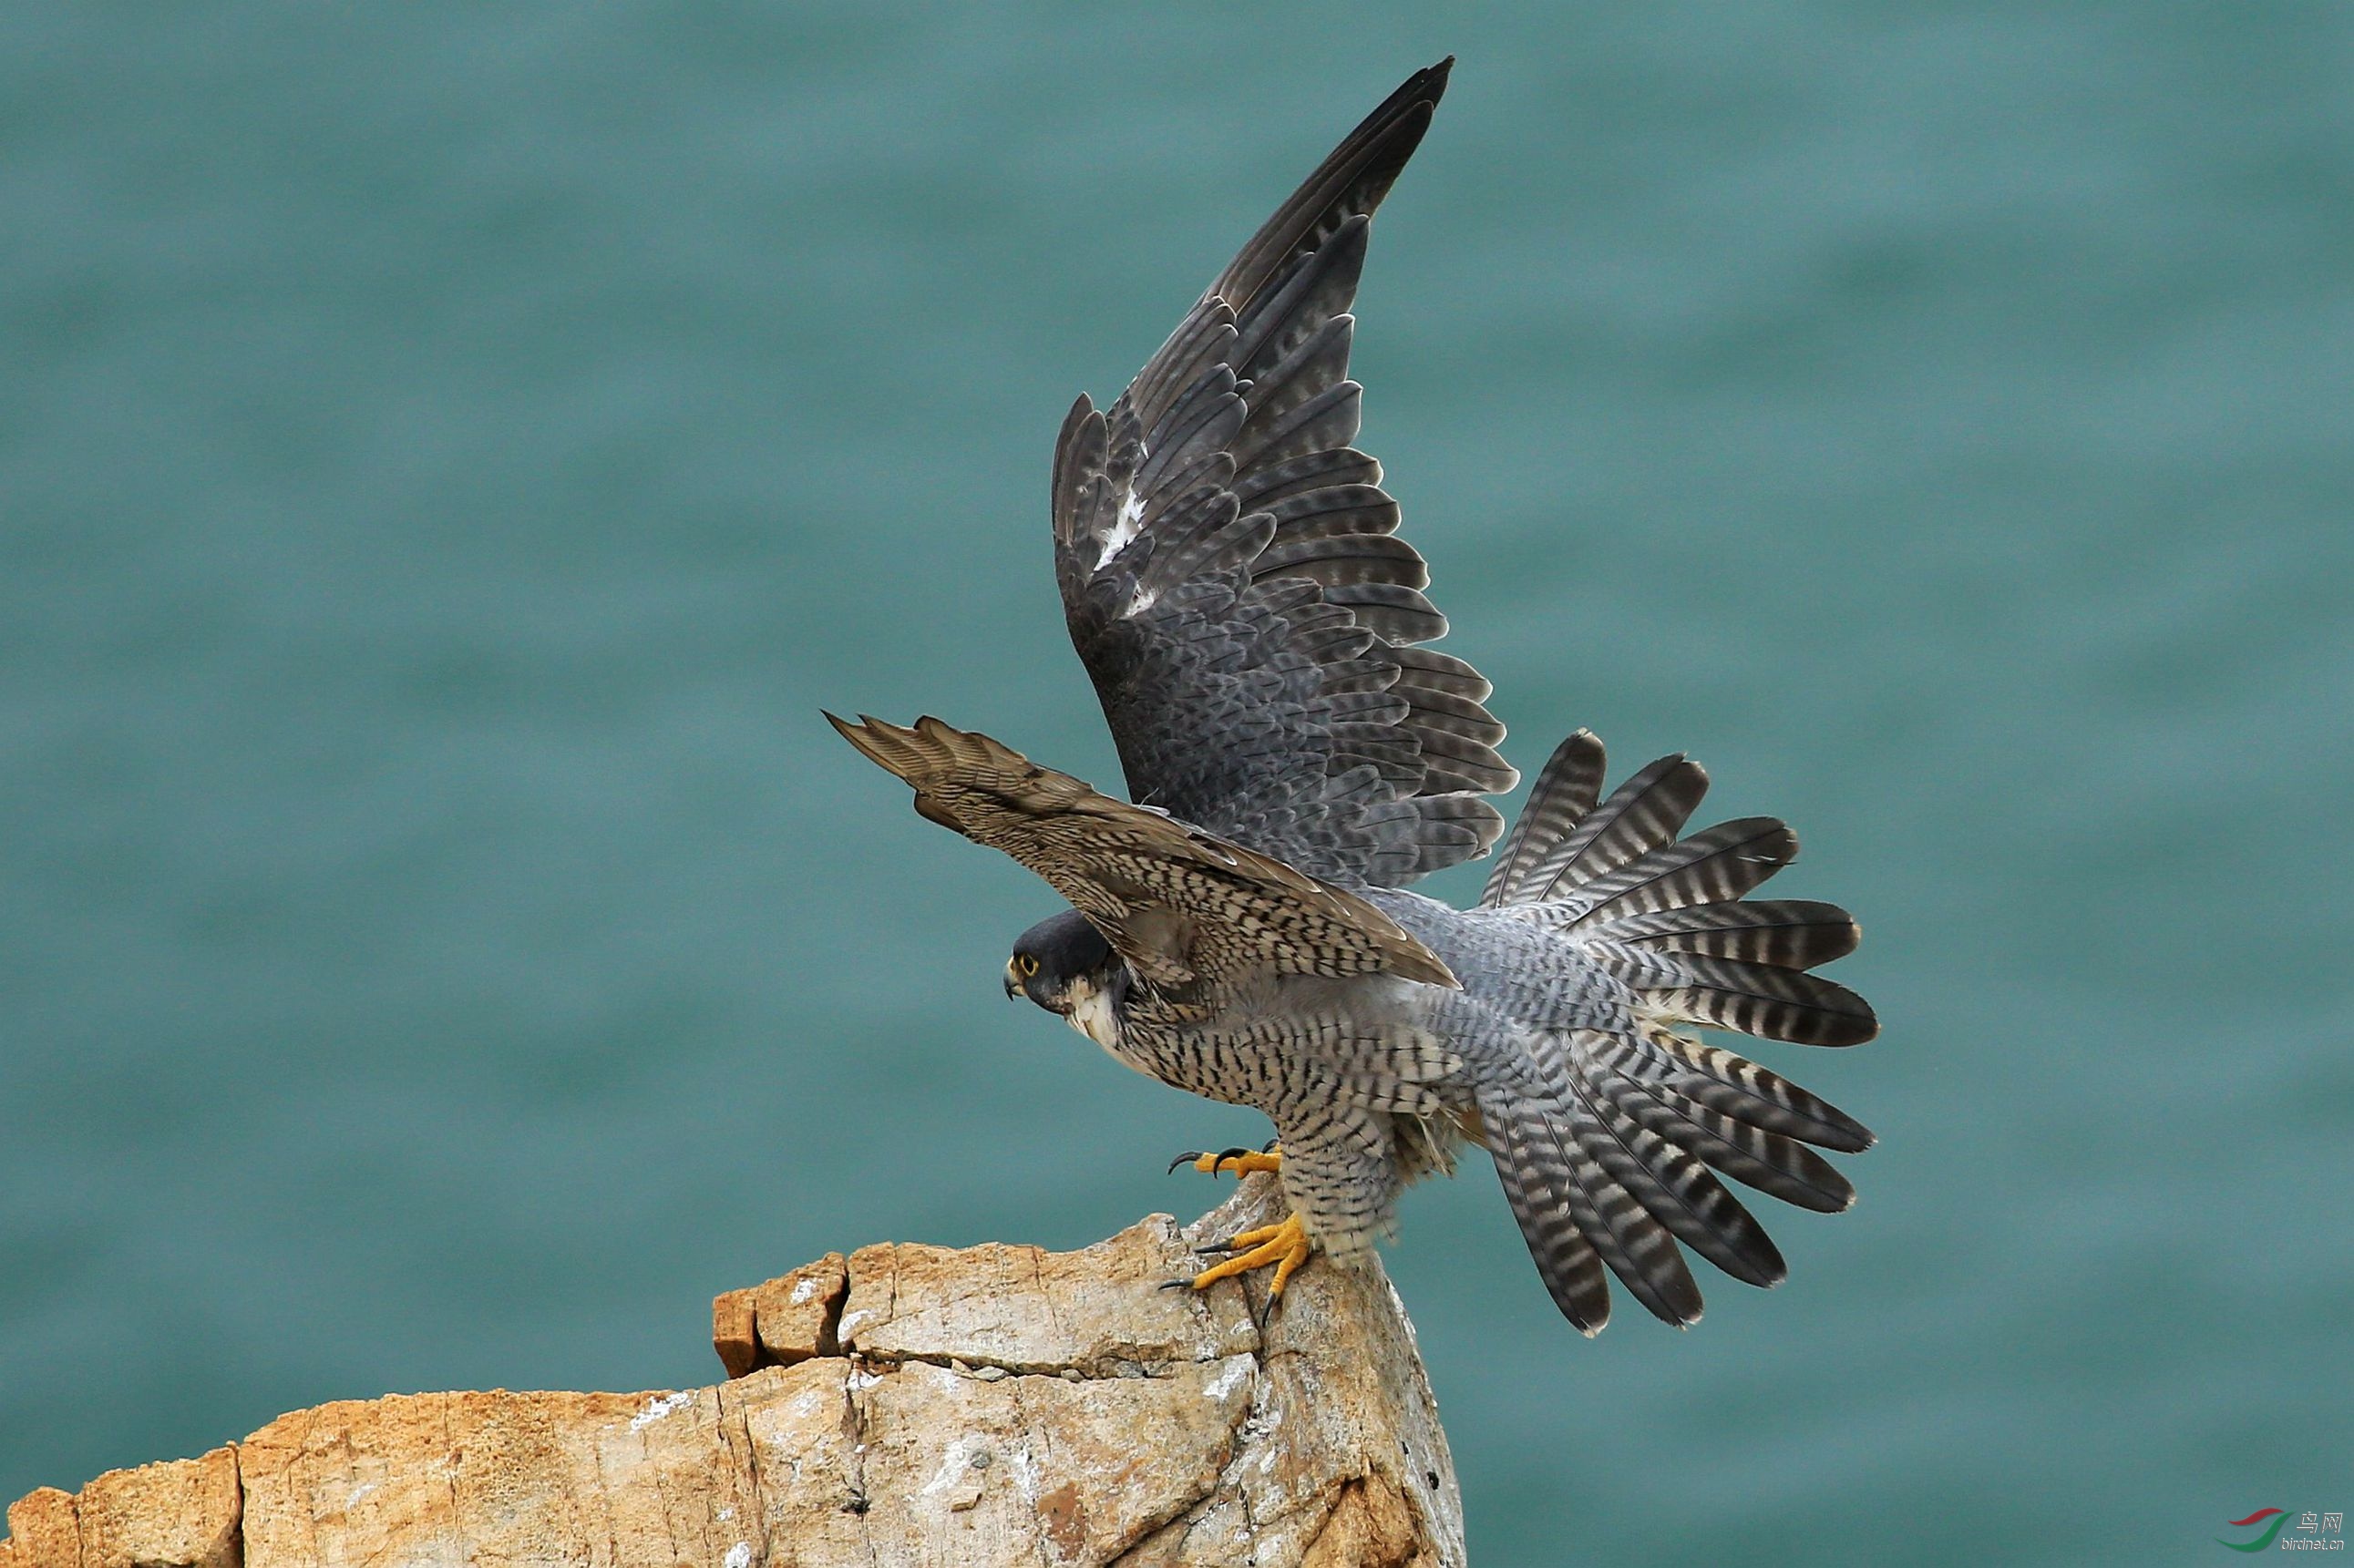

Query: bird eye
1015 953 1039 979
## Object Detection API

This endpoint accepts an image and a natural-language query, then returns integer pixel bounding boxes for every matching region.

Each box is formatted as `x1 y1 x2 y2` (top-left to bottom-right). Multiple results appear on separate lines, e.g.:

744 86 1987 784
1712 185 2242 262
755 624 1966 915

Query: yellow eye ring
1014 953 1039 979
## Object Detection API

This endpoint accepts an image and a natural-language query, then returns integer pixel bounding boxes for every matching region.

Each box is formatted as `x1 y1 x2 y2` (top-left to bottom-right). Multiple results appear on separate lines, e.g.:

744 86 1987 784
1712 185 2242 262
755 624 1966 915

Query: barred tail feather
1571 1053 1787 1288
1594 899 1861 970
1647 957 1878 1048
1631 1031 1876 1153
1494 1100 1704 1330
1493 1118 1611 1334
1482 732 1880 1330
1587 1030 1858 1212
1553 817 1796 924
1526 753 1711 903
1629 1077 1857 1214
1482 729 1606 907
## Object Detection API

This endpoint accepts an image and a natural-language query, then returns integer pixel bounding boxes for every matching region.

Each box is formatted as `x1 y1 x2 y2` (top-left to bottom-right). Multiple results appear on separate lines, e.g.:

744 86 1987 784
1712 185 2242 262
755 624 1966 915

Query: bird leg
1188 1212 1313 1297
1167 1142 1283 1178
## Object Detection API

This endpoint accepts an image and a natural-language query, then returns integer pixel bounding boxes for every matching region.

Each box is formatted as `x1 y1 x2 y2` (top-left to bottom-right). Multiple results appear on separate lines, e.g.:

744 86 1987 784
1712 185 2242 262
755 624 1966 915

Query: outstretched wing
828 713 1456 995
1052 59 1515 890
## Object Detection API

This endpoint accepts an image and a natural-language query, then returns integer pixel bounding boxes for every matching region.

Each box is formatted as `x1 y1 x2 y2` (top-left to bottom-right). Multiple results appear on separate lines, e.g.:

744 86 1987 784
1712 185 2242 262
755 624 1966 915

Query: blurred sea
5 5 2350 1563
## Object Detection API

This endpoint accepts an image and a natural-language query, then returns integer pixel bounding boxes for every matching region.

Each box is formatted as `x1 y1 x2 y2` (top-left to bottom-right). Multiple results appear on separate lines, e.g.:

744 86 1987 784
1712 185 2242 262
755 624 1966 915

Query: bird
828 58 1877 1334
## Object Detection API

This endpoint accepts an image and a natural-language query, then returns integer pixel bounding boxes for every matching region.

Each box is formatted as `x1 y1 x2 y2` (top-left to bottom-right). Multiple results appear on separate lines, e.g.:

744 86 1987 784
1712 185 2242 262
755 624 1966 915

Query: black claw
1212 1145 1252 1175
1167 1151 1205 1175
1157 1278 1198 1293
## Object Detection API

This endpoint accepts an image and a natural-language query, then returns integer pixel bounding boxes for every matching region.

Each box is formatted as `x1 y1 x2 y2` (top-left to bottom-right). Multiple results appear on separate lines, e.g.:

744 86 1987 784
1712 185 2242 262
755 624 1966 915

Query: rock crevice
3 1178 1464 1567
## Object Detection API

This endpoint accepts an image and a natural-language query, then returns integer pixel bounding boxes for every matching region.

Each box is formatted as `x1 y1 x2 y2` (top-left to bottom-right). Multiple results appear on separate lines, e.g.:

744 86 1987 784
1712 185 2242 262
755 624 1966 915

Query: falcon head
1005 909 1123 1048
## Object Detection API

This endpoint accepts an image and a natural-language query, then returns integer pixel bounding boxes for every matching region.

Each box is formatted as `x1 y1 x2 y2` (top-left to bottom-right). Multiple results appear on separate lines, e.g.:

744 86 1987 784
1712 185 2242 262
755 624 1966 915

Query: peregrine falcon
830 59 1877 1333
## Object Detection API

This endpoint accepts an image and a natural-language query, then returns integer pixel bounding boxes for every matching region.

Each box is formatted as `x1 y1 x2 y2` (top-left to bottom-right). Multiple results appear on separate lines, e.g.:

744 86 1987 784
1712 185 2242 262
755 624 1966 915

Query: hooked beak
1003 958 1023 1001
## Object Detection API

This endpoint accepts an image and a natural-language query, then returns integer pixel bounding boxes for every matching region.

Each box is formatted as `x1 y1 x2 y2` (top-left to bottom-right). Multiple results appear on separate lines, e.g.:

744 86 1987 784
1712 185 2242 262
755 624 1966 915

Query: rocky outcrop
3 1177 1465 1567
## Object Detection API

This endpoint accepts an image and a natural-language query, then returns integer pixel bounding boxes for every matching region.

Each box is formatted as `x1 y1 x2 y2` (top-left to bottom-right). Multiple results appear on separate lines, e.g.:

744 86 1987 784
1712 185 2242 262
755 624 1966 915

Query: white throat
1064 979 1123 1052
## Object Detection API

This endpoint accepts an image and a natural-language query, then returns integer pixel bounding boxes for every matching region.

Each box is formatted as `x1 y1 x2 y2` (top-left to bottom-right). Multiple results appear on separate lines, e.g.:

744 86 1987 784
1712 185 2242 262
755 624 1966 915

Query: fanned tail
1483 728 1878 1329
1491 731 1878 1048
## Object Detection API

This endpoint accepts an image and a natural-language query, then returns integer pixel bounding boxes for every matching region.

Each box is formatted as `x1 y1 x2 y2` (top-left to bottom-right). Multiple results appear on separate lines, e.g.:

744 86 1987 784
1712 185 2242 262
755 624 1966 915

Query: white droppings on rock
1203 1357 1253 1404
920 1442 975 1500
723 1542 752 1568
629 1391 694 1431
790 1276 820 1306
1009 1441 1041 1506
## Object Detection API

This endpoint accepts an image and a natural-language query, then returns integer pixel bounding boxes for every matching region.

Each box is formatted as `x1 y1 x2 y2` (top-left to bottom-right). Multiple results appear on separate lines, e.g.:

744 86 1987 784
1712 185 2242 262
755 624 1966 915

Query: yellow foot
1188 1212 1313 1298
1168 1143 1283 1178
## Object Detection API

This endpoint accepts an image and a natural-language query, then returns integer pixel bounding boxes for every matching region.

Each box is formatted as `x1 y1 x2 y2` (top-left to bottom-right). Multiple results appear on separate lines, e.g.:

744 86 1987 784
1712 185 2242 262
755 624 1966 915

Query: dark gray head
1004 907 1115 1020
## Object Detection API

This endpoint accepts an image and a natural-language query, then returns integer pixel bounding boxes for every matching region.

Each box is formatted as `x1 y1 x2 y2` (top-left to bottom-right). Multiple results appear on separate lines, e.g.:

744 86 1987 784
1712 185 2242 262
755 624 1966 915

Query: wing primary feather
1211 59 1453 315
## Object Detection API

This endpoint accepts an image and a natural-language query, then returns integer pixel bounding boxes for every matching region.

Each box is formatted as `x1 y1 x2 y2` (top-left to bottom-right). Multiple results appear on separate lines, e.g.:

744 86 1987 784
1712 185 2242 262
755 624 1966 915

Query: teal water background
6 5 2351 1563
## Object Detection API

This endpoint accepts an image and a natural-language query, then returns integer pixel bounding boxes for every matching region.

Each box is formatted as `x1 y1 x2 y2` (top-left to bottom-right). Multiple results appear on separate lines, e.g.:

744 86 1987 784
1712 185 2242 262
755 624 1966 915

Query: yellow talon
1188 1212 1313 1297
1188 1145 1283 1178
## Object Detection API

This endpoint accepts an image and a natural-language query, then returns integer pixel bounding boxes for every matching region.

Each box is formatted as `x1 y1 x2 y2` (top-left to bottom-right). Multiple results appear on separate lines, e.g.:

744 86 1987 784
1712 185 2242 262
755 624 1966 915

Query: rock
3 1446 241 1568
713 1251 849 1378
3 1177 1465 1567
834 1217 1259 1377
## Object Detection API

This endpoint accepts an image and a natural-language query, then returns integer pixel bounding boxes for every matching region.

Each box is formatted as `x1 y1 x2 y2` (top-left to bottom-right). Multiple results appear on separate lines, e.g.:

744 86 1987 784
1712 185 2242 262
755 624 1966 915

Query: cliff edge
2 1177 1465 1567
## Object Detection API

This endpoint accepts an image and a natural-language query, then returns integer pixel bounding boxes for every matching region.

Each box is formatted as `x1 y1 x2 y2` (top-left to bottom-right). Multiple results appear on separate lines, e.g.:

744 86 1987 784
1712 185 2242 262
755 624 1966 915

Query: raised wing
828 713 1457 995
1052 59 1516 889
